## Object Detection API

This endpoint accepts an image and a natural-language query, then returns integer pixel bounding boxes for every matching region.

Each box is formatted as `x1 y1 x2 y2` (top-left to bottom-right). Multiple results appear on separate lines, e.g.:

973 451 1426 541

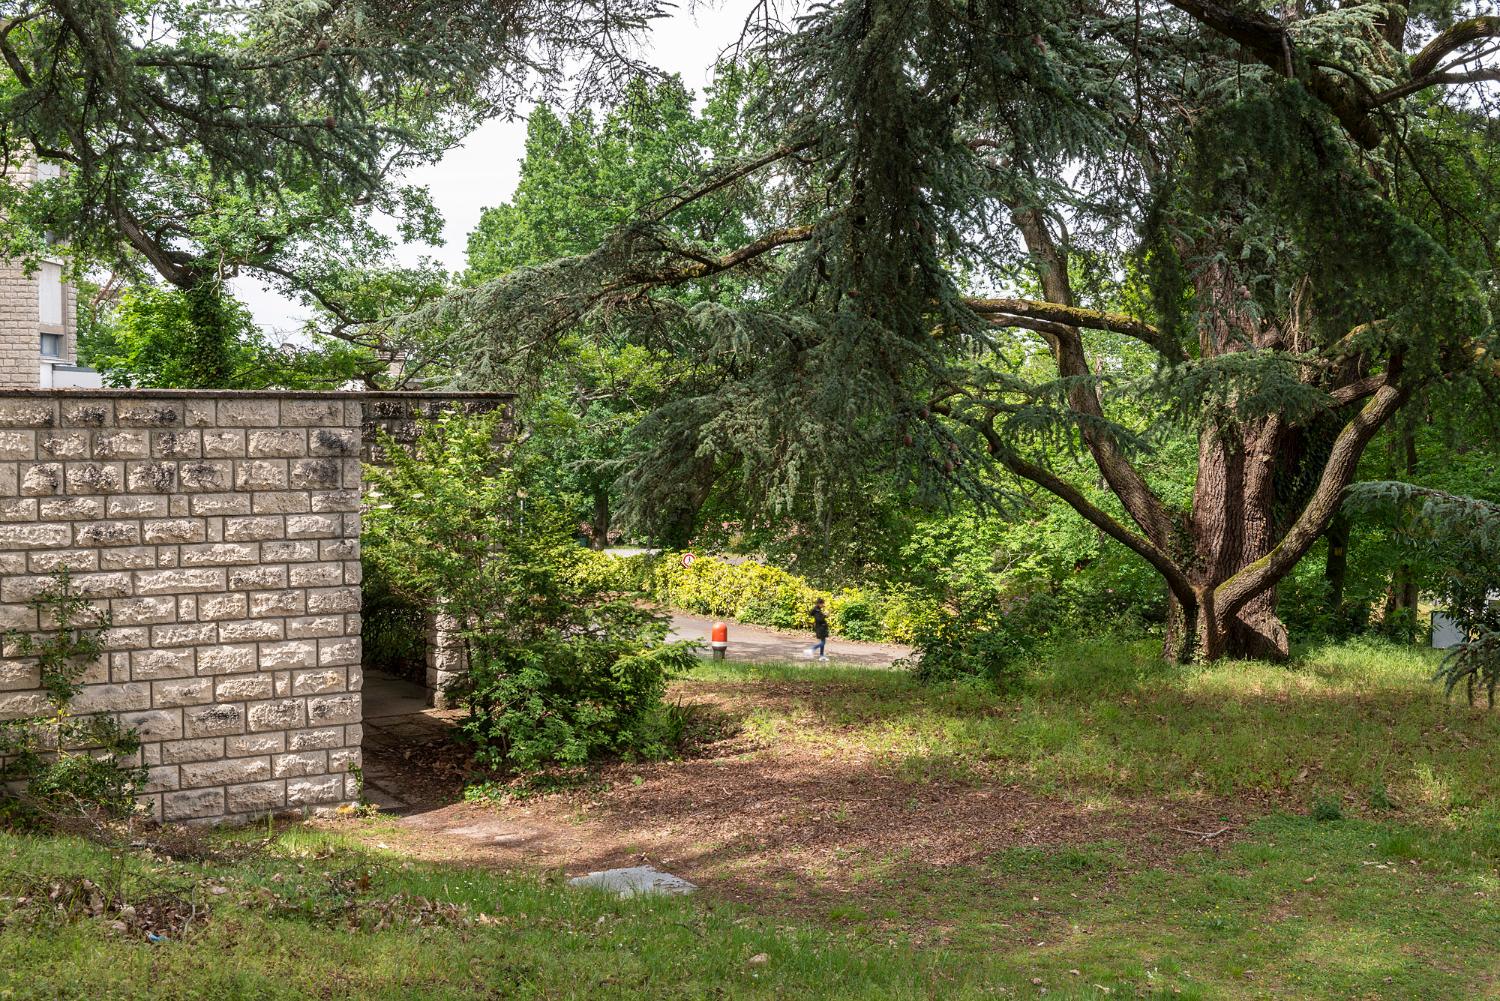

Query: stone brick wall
0 264 42 388
0 391 364 823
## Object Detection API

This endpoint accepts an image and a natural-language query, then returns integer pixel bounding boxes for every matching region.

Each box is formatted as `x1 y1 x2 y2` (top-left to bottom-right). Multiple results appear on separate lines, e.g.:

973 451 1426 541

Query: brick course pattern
0 392 364 823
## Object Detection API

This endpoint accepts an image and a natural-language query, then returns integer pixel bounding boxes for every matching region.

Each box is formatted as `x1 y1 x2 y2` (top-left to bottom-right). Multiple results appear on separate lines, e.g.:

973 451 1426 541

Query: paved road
667 612 911 668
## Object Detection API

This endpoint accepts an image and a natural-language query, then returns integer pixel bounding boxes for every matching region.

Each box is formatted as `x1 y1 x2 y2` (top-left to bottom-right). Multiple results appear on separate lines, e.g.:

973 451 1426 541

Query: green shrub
363 413 697 772
904 591 1038 690
0 571 143 827
360 564 428 686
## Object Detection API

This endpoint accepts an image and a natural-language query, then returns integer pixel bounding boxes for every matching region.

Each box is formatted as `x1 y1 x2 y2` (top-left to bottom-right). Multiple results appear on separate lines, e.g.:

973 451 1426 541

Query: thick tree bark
589 488 611 550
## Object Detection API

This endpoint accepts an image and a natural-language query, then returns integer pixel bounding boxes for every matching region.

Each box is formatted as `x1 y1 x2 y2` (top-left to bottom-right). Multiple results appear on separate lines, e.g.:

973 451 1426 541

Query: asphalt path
667 612 911 668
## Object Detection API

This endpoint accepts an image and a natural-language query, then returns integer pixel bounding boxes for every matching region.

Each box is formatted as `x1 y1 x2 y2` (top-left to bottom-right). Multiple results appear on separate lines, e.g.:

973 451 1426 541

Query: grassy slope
4 638 1500 1000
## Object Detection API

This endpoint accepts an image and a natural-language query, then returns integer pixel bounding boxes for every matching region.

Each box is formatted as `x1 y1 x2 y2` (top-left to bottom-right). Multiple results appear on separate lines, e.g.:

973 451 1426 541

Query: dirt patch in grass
358 727 1259 919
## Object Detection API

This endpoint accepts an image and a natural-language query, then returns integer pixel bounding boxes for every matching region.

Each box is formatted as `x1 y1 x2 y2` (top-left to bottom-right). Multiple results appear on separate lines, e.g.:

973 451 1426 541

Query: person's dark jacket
810 605 829 639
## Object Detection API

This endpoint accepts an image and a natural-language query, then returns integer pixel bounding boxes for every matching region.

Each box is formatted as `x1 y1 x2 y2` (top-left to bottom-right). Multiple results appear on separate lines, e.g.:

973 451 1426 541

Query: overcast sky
236 1 761 340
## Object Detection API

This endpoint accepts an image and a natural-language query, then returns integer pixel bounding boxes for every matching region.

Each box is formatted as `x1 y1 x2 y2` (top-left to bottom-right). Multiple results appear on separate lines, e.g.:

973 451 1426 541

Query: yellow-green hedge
586 551 938 644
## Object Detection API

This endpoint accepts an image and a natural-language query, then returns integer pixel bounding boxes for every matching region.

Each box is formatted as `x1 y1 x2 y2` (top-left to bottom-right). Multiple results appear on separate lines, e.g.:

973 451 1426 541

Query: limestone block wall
0 390 364 823
0 264 41 388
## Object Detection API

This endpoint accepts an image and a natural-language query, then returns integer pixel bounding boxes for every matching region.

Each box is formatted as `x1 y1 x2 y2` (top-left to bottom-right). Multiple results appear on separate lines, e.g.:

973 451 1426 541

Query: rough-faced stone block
273 751 326 778
178 461 229 492
197 592 250 622
305 587 359 615
70 682 151 713
93 431 149 460
180 756 271 788
196 644 257 675
126 461 177 493
247 699 305 733
120 709 186 742
288 727 343 751
37 432 87 459
61 402 112 428
0 501 34 525
247 430 306 458
258 640 316 670
289 459 339 490
281 400 342 427
153 677 213 708
0 430 36 459
111 596 177 625
200 430 245 458
223 516 283 542
286 514 337 539
131 648 196 680
286 616 342 639
101 626 150 651
42 496 105 519
189 492 252 516
180 543 259 567
184 703 246 738
309 428 357 456
0 690 55 719
217 618 283 643
226 780 286 815
0 401 56 428
28 548 97 573
306 694 359 726
215 675 274 701
292 668 345 695
64 462 124 494
150 622 218 647
328 748 361 773
227 732 284 756
75 521 140 547
252 491 310 514
229 565 286 590
318 638 361 667
310 490 360 513
286 774 343 807
116 402 182 428
19 462 61 496
319 540 358 561
99 547 157 571
135 568 226 595
143 518 205 545
216 399 281 427
151 431 201 459
163 788 224 821
261 540 318 563
234 460 287 492
158 737 225 763
249 589 304 618
142 765 180 794
0 521 72 550
288 563 341 588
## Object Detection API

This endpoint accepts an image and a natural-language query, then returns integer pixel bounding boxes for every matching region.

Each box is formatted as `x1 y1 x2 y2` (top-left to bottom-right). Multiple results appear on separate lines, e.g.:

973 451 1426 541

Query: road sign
680 552 696 568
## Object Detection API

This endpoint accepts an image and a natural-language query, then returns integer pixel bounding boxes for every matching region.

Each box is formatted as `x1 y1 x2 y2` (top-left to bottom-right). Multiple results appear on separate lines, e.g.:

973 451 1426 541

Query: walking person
805 597 830 661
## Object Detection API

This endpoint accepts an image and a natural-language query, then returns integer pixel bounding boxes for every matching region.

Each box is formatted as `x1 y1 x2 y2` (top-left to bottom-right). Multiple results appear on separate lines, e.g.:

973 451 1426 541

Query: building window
37 261 63 326
40 333 62 359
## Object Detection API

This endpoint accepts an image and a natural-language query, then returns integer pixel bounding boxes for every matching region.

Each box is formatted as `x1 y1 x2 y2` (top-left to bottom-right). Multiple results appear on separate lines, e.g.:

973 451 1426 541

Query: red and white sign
680 552 696 568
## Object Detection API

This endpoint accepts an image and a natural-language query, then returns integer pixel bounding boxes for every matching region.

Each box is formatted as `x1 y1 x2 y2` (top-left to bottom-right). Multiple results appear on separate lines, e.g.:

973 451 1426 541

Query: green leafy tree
0 0 666 384
461 74 763 544
432 0 1500 662
363 412 697 770
81 284 368 389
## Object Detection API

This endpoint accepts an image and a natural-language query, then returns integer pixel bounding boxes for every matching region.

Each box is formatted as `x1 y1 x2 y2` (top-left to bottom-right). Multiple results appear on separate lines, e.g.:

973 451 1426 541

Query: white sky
236 1 760 340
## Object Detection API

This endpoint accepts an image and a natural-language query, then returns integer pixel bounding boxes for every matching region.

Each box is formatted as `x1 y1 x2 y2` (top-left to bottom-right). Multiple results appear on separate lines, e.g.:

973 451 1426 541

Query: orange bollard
710 621 729 660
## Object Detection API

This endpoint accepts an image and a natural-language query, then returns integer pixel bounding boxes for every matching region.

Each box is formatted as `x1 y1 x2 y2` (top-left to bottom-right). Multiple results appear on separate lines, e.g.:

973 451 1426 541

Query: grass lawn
4 637 1500 999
